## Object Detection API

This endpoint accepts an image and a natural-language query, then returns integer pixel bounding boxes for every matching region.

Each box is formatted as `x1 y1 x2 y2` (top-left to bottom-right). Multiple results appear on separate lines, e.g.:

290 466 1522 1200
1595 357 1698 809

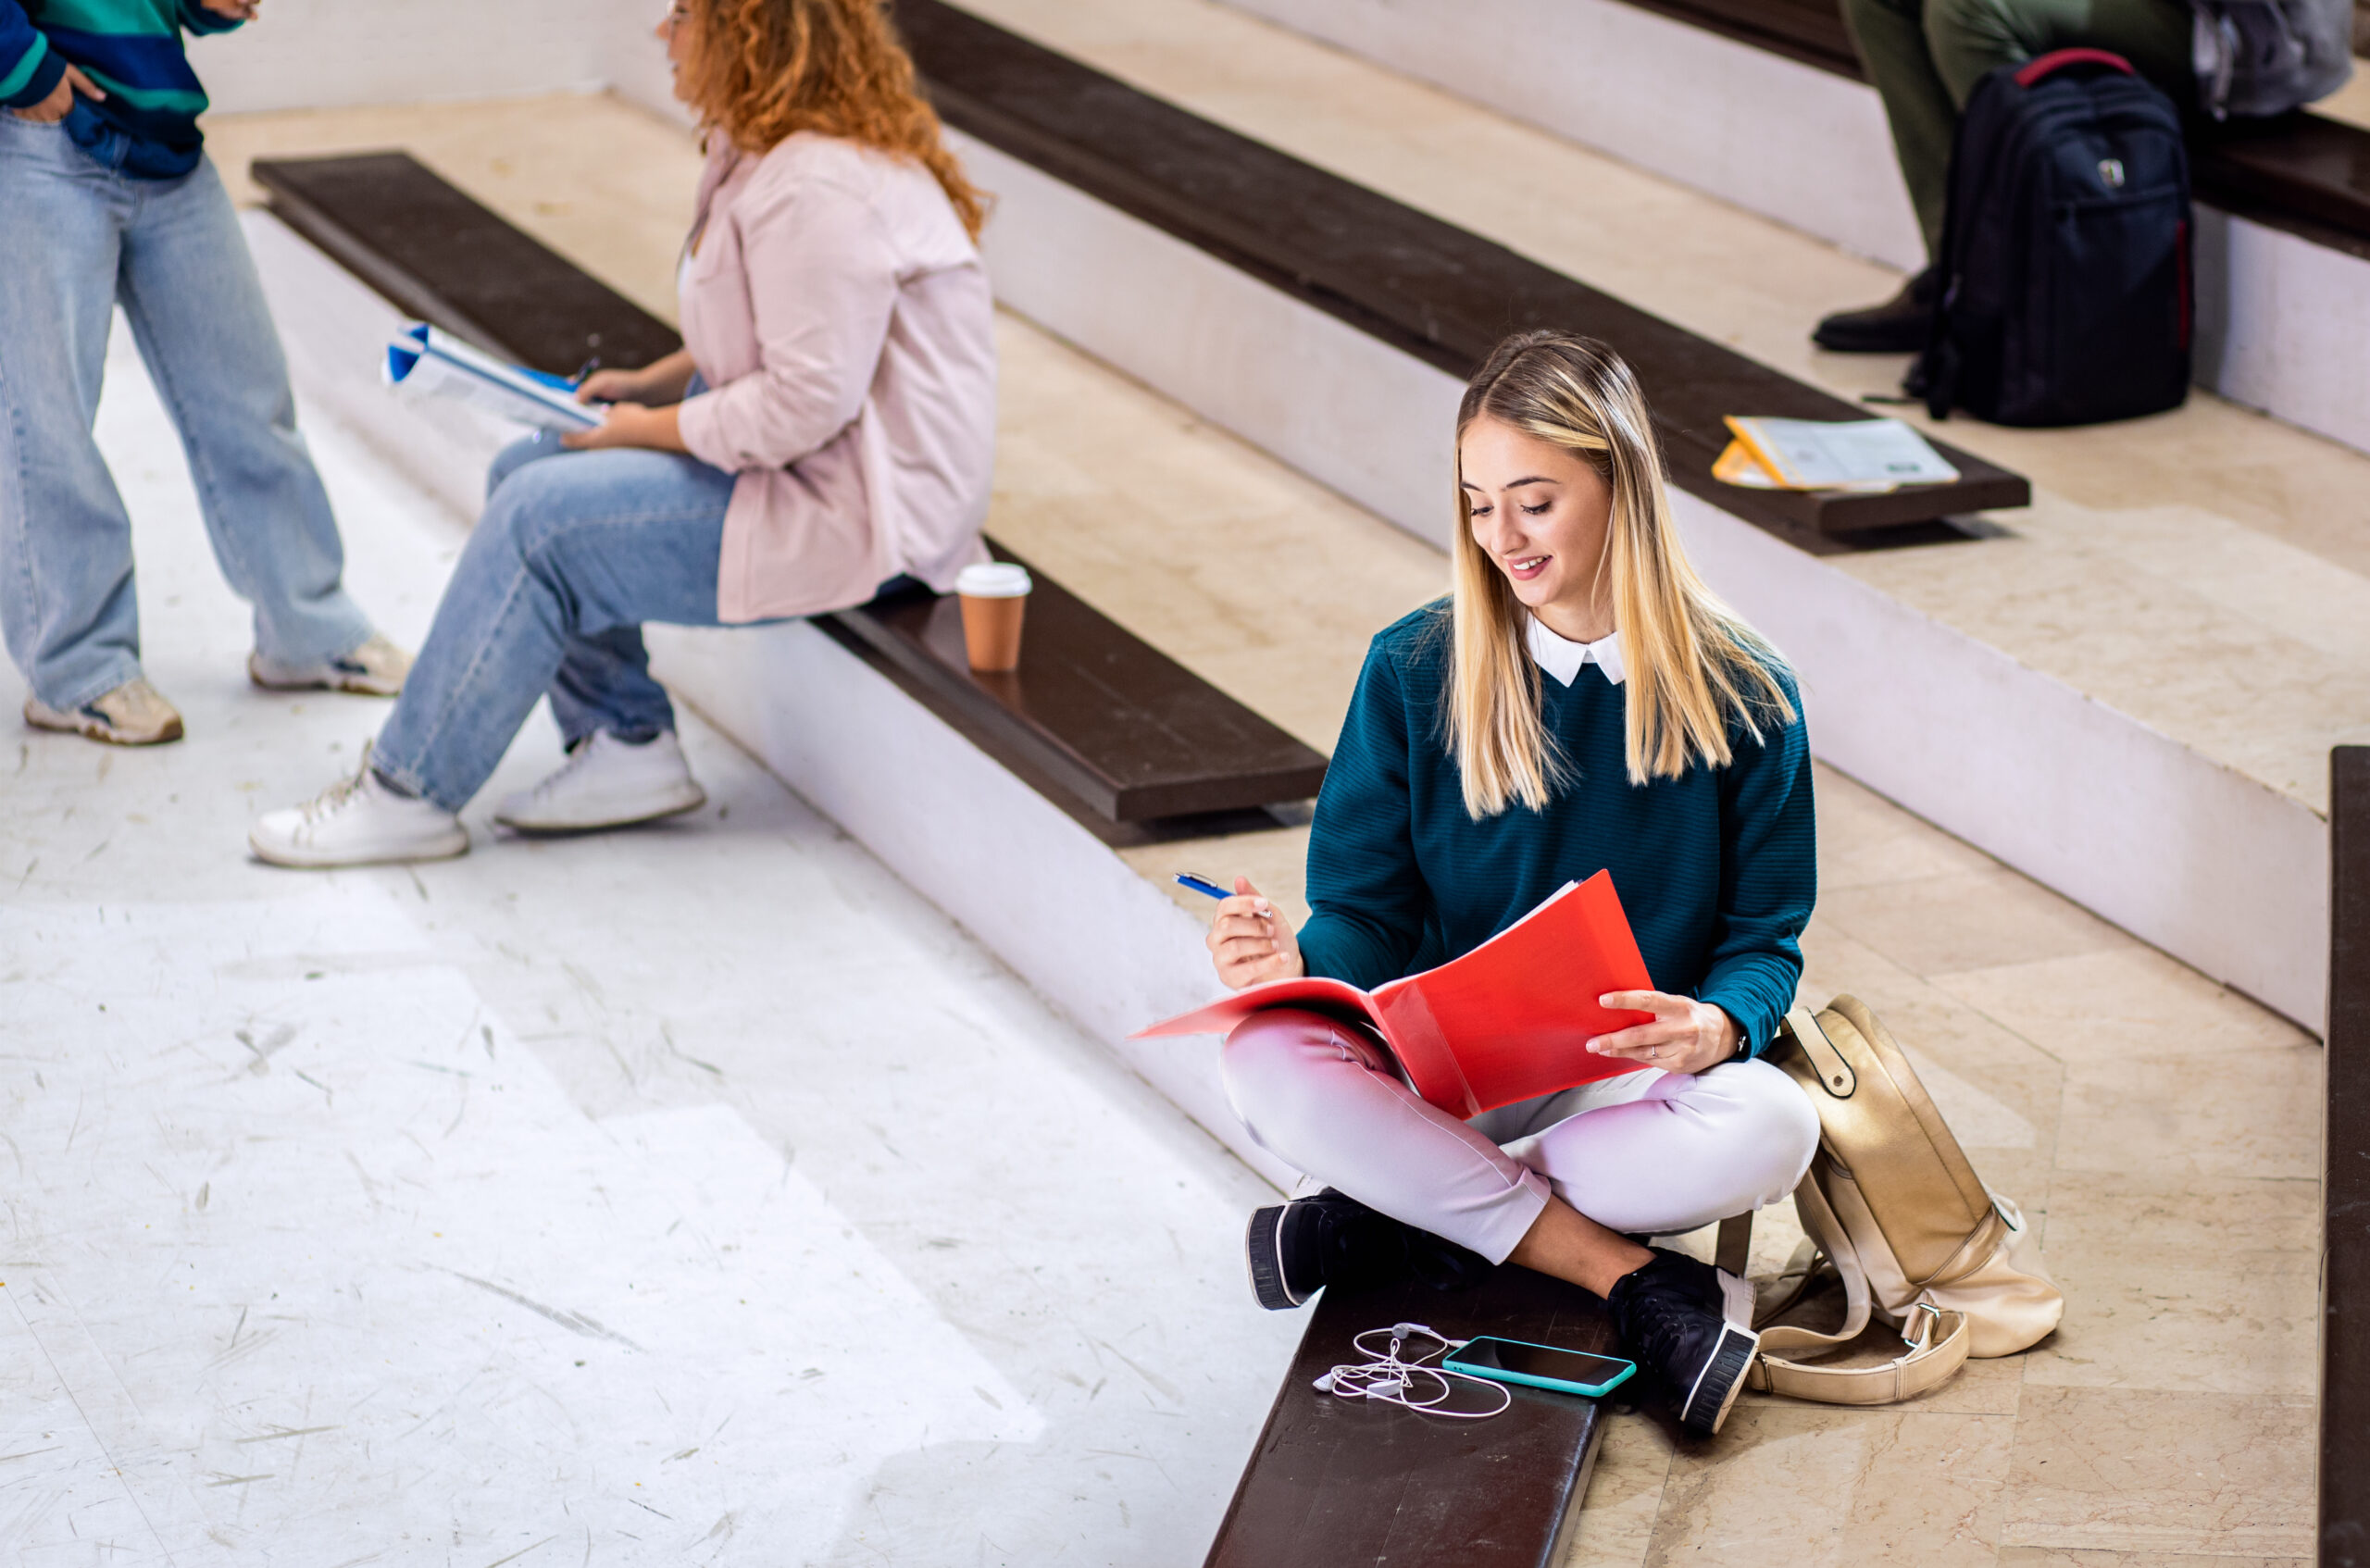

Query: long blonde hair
679 0 988 240
1445 330 1794 816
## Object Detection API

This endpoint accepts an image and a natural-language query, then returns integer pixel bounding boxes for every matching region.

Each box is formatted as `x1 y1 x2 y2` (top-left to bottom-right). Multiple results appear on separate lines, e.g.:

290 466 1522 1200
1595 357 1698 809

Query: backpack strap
1754 1170 1872 1353
1749 1301 1972 1405
1746 1171 1973 1403
2014 48 2136 87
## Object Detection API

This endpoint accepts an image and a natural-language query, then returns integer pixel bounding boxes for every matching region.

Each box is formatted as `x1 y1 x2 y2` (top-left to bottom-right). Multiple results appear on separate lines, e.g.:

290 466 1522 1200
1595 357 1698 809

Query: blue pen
1176 872 1271 920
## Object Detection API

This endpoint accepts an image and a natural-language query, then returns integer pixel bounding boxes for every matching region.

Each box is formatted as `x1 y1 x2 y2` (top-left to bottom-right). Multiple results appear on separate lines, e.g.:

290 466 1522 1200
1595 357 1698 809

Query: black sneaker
1812 267 1939 354
1243 1189 1489 1310
1606 1248 1760 1437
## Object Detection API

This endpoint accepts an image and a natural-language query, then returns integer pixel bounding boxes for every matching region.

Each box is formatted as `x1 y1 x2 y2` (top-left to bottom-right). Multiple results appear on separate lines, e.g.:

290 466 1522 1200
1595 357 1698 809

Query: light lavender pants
1220 1009 1823 1265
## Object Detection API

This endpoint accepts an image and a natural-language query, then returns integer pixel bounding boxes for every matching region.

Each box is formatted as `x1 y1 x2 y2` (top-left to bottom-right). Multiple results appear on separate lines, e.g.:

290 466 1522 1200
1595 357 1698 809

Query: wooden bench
2326 744 2369 1562
1606 0 2370 261
1204 1267 1622 1568
249 152 1328 844
1206 1213 1749 1568
895 0 2032 552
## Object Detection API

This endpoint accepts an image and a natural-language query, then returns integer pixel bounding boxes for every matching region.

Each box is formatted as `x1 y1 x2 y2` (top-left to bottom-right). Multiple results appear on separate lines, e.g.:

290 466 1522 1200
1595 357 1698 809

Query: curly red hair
679 0 988 239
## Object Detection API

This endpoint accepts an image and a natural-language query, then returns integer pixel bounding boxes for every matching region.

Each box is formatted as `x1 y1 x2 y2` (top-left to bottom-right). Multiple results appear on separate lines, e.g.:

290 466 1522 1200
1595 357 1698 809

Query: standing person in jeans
249 0 995 866
1201 331 1820 1437
0 0 409 745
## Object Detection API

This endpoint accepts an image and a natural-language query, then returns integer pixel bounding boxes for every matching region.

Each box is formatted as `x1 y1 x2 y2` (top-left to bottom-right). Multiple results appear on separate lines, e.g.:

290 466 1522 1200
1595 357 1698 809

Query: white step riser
241 209 1296 1194
953 135 2331 1030
642 616 1303 1197
1224 0 2370 460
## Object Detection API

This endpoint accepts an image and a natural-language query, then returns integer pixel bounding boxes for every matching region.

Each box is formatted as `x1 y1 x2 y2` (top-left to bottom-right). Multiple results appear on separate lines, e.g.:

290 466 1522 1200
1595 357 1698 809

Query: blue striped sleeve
0 6 65 108
178 1 243 35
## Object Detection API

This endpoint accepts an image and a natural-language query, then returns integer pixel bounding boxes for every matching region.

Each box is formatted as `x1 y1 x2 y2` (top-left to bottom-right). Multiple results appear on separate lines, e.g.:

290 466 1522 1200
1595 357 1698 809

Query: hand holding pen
1183 873 1305 990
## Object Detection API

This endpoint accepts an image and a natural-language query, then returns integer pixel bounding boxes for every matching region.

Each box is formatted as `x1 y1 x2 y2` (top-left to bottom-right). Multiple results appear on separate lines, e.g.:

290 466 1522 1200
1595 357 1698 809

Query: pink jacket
675 133 996 623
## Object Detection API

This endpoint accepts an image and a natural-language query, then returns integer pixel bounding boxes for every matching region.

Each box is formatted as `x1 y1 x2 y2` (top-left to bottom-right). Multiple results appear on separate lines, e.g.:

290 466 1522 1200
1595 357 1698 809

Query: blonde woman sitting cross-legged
250 0 995 866
1204 331 1820 1437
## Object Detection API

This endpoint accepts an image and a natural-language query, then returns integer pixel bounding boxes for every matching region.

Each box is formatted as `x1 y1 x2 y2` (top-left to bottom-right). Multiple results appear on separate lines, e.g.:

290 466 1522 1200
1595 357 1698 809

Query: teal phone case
1442 1337 1637 1398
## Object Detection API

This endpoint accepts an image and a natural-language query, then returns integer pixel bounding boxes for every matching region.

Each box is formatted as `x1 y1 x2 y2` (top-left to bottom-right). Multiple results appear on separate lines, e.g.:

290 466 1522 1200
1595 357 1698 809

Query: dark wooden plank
830 551 1329 821
252 153 683 377
897 0 2029 551
253 149 1328 827
2200 114 2370 261
2326 745 2370 1568
1619 0 1864 77
815 609 1306 848
1204 1268 1615 1568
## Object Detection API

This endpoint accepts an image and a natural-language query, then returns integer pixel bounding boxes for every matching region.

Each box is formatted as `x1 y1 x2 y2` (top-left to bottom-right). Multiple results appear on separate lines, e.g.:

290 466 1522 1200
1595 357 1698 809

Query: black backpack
1915 49 2192 427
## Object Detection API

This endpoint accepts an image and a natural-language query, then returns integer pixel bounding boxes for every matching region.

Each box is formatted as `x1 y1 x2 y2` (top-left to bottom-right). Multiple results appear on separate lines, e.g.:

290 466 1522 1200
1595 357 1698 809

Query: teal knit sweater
1296 604 1816 1059
2 1 243 179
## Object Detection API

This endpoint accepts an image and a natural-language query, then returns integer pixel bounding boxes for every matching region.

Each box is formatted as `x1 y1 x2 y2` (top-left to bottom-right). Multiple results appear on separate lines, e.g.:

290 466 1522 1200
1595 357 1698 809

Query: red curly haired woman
256 0 995 865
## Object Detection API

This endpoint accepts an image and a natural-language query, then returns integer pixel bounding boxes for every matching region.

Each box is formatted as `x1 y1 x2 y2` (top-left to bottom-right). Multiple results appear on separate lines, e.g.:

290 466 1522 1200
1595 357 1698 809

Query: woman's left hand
1587 991 1740 1075
562 402 686 454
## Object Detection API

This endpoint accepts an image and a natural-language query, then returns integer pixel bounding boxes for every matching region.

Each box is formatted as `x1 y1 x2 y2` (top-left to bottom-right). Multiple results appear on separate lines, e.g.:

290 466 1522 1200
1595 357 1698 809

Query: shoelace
1310 1201 1414 1288
1614 1276 1703 1392
300 742 378 825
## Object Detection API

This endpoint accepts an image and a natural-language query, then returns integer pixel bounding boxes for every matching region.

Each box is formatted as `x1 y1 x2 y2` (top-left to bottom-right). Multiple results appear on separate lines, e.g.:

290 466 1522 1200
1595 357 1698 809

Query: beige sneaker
24 677 185 745
249 632 412 697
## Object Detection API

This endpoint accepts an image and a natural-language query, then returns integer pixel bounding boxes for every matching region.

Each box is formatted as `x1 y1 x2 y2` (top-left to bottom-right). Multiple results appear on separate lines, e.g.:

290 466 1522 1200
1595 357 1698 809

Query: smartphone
1442 1337 1637 1398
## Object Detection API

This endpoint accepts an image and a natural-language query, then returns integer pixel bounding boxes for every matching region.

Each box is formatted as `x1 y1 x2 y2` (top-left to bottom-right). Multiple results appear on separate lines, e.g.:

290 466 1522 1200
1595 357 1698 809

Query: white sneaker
249 632 413 697
250 748 468 867
25 677 183 745
493 729 706 833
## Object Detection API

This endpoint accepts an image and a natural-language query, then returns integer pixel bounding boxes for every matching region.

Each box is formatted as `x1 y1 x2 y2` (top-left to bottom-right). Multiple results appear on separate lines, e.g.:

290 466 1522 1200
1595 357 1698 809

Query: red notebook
1133 870 1657 1118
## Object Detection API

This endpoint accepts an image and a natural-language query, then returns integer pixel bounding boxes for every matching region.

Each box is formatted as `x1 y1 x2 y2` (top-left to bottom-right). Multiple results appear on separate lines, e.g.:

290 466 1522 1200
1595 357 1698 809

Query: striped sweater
2 0 242 178
1296 604 1816 1059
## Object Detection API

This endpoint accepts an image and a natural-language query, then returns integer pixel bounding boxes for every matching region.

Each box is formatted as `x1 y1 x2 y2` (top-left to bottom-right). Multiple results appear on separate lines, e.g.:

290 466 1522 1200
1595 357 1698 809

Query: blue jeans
0 115 371 711
370 433 738 812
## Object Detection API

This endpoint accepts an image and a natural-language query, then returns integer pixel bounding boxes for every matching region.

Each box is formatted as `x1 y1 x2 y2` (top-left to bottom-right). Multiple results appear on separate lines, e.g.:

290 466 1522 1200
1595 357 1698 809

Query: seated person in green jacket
1817 0 2353 350
1200 330 1821 1438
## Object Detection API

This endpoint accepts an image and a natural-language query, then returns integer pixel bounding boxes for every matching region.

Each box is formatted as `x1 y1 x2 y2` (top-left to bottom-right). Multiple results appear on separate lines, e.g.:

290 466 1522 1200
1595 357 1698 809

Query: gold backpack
1746 996 2064 1404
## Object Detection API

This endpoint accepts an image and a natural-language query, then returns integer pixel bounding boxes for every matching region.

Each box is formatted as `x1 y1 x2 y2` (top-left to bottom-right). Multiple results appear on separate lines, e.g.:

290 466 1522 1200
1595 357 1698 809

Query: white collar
1526 616 1625 687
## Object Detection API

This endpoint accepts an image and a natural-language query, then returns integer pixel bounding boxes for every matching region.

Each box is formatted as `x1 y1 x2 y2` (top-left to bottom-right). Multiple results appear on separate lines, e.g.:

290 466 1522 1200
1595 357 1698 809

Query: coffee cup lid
956 562 1032 598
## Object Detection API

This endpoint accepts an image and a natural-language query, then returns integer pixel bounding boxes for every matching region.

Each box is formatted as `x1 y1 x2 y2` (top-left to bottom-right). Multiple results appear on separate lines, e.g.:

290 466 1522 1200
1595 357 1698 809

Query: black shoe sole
1677 1323 1758 1437
1811 323 1932 355
1245 1205 1304 1310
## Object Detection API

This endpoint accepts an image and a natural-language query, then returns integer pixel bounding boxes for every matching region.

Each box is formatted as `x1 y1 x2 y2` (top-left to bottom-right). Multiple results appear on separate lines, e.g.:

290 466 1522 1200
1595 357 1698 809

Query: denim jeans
370 432 739 812
0 115 371 711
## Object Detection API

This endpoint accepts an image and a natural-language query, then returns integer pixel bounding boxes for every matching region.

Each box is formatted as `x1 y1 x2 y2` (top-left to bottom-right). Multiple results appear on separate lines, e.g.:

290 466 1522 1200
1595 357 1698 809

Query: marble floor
0 325 1305 1563
173 78 2328 1563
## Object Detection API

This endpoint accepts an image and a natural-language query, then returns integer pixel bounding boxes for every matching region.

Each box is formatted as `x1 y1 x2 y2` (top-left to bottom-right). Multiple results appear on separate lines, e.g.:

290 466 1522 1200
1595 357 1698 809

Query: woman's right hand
577 367 655 405
1206 876 1304 990
11 65 103 124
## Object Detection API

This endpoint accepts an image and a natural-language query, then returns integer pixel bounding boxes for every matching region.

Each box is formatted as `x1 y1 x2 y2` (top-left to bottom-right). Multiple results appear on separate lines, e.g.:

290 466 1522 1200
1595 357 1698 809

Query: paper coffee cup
955 561 1031 672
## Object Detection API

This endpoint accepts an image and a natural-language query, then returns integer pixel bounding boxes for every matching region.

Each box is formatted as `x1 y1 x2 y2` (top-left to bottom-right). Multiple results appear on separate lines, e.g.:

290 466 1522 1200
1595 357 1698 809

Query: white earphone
1309 1321 1512 1420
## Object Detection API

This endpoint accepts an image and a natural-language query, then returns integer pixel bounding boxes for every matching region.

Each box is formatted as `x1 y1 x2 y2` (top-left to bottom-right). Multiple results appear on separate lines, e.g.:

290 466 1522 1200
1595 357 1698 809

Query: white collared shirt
1526 616 1625 687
